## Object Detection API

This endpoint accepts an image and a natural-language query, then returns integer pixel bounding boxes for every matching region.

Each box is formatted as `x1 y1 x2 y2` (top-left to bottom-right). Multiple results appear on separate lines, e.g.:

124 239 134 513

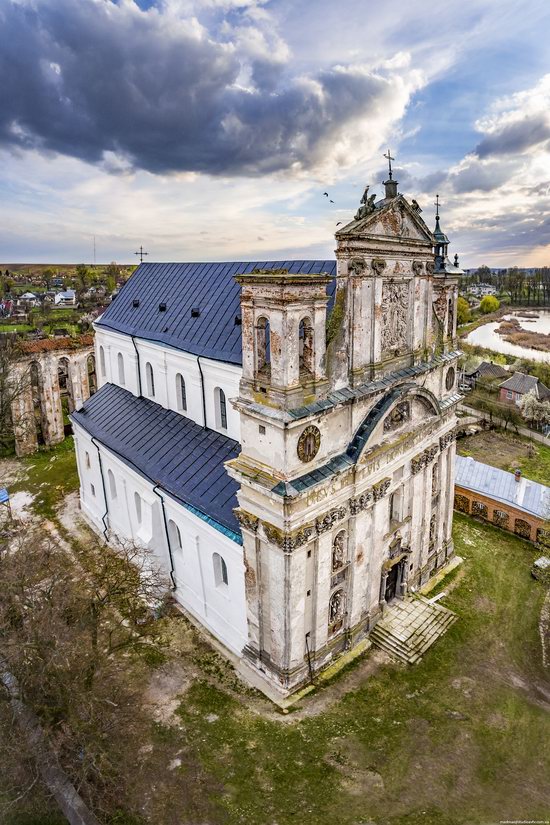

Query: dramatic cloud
0 0 421 177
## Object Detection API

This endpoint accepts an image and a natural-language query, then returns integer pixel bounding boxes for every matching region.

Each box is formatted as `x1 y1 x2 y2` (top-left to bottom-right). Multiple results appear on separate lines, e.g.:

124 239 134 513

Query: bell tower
237 268 331 411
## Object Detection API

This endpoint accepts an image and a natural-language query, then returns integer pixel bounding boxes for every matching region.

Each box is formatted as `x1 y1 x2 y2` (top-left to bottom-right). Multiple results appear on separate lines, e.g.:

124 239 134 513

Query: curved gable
346 383 441 463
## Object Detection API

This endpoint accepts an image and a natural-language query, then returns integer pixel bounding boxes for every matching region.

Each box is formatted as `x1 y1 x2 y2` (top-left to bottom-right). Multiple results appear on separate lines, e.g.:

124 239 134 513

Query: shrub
480 295 500 314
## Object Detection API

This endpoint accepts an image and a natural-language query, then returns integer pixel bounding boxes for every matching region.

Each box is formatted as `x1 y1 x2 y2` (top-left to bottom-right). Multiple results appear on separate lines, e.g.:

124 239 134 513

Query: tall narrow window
145 362 155 397
215 387 227 430
99 345 106 377
176 373 187 412
134 492 142 524
213 552 228 586
168 518 182 550
117 352 125 385
85 451 91 469
299 317 314 373
255 316 271 374
107 469 117 500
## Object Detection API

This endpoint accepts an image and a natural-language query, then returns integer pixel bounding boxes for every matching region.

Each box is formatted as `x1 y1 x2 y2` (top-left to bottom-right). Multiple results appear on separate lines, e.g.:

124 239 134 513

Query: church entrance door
384 563 400 603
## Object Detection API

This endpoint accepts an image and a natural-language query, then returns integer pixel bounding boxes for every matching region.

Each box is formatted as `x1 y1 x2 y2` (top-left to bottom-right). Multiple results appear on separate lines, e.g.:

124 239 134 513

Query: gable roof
455 455 550 519
96 260 337 365
499 372 550 399
465 361 509 380
71 383 242 539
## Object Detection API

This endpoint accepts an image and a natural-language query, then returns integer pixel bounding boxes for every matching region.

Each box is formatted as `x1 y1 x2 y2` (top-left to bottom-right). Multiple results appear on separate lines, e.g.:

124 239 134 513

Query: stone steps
370 595 457 664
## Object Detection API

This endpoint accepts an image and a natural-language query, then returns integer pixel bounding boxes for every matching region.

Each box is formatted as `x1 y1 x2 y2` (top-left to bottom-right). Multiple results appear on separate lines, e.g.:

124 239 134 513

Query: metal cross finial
134 245 149 263
434 194 440 218
383 149 395 180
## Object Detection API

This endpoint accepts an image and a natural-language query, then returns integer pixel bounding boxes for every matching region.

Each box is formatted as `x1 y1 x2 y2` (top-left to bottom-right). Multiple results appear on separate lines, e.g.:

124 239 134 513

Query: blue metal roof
455 455 550 519
72 384 242 539
96 260 337 365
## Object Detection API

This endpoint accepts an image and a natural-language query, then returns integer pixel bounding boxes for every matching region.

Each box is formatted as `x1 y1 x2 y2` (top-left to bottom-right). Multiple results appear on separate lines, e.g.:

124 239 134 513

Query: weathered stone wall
10 336 95 456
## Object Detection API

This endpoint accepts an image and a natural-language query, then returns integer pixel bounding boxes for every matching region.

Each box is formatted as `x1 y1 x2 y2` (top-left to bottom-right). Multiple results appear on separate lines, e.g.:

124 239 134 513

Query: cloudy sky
1 0 549 267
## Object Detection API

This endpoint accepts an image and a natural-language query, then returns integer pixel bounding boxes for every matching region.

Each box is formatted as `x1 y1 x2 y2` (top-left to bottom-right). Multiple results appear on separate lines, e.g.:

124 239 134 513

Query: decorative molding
234 508 259 533
315 506 348 534
439 429 457 451
371 258 387 276
262 521 315 552
372 478 391 501
383 401 410 432
350 490 373 514
350 257 367 275
411 443 439 474
412 260 424 276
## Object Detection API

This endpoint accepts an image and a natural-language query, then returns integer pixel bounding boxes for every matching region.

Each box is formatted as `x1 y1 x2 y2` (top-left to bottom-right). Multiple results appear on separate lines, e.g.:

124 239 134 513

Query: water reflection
464 311 550 363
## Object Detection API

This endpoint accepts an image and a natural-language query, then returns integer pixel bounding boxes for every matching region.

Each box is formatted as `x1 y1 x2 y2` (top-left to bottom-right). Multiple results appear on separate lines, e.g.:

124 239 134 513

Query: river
464 310 550 363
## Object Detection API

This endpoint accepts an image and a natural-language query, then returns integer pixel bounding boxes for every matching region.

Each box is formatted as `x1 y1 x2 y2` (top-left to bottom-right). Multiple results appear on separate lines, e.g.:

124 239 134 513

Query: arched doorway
58 357 74 435
87 353 97 396
29 361 45 445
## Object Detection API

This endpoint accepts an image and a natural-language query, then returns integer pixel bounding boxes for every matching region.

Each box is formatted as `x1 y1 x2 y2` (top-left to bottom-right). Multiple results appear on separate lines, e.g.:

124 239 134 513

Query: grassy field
457 429 550 485
1 444 549 825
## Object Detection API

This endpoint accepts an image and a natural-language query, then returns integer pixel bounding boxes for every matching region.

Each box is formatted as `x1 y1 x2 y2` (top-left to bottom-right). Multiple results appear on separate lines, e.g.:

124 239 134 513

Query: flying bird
323 192 329 197
330 199 335 203
336 222 343 226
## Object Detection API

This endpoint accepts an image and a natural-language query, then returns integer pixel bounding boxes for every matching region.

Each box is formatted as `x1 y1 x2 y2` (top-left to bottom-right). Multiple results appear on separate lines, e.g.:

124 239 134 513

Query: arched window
134 492 142 524
107 468 117 500
215 387 227 430
176 373 187 412
213 552 228 586
299 317 314 374
117 352 125 385
145 362 155 397
99 345 106 377
390 489 402 524
255 316 271 374
168 518 182 550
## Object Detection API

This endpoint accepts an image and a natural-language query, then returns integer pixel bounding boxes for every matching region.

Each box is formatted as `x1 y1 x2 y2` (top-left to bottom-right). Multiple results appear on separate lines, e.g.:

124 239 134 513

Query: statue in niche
329 589 346 624
332 532 346 571
381 281 409 355
383 401 410 432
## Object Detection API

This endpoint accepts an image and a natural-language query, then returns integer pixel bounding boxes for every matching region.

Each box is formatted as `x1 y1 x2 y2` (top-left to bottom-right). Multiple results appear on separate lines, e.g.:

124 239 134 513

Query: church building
71 166 463 698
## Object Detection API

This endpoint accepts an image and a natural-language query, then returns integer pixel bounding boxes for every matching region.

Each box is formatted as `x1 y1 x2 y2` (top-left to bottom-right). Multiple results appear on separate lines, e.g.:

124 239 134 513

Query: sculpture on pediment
350 257 366 276
381 280 409 355
412 260 424 276
354 186 377 221
371 258 386 276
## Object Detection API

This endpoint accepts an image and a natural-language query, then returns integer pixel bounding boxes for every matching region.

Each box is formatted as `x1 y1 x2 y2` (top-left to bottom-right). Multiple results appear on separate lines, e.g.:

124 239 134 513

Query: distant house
465 360 508 387
20 291 39 307
499 373 550 406
51 277 65 288
455 455 549 543
54 289 76 306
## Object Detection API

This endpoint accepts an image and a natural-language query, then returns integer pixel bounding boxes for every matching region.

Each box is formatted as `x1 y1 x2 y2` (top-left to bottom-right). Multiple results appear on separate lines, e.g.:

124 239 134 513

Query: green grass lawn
170 516 550 825
1 442 549 825
10 437 80 518
457 429 550 486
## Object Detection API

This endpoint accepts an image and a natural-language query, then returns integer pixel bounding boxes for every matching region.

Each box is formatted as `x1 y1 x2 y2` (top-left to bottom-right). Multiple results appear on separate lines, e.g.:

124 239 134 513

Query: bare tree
0 337 34 454
0 529 170 819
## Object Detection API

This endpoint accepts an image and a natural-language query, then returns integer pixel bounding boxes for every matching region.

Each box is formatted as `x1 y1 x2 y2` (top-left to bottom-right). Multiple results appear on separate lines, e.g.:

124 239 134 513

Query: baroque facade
71 171 462 699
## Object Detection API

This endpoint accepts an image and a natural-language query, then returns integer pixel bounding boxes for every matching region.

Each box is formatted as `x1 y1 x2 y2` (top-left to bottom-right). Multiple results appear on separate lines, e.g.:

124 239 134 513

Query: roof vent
191 307 200 317
234 315 242 326
159 302 167 312
514 468 522 482
132 299 140 308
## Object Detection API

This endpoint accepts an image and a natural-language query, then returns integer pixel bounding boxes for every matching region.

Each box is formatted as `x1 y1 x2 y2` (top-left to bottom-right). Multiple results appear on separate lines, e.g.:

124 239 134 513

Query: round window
445 367 455 391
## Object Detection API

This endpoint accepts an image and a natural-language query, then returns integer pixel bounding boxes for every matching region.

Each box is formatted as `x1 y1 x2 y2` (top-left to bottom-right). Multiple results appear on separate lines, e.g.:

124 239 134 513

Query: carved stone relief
372 478 391 501
371 258 386 276
411 444 439 474
383 401 410 432
412 260 424 276
381 281 409 355
315 506 347 534
235 509 259 532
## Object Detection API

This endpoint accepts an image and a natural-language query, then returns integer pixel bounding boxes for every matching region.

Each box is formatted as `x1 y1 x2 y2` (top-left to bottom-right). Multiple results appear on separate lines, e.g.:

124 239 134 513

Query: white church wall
93 326 241 441
72 421 248 656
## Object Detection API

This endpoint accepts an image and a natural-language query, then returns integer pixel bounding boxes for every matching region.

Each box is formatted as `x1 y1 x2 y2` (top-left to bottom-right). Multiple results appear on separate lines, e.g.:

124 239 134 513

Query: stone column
41 361 64 446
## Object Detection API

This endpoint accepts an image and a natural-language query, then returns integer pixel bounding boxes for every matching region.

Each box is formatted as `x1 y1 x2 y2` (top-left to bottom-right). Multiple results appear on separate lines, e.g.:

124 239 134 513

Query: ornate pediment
336 195 434 244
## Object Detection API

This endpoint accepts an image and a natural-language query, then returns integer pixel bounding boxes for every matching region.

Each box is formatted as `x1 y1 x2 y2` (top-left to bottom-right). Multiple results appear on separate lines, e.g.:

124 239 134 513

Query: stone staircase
370 595 457 664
